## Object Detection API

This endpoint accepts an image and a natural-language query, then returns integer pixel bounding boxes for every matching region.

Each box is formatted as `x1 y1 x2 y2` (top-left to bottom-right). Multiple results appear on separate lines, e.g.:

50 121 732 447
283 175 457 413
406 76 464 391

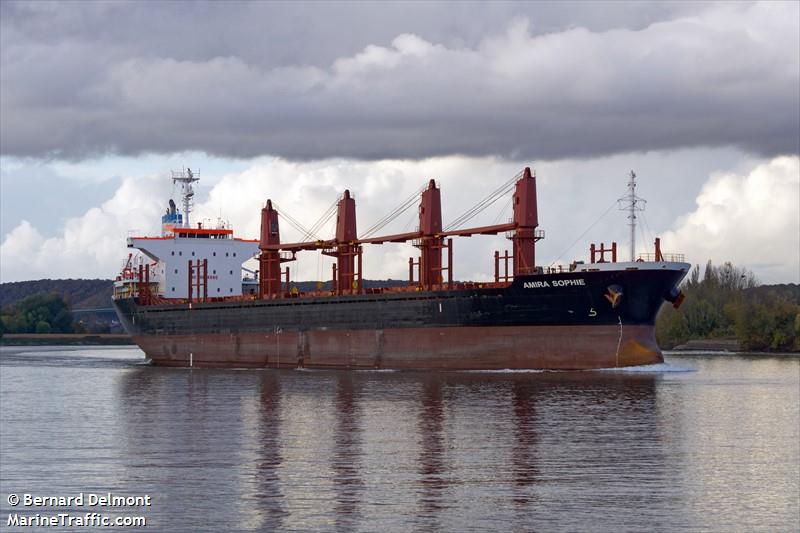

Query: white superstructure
114 170 259 301
127 225 258 299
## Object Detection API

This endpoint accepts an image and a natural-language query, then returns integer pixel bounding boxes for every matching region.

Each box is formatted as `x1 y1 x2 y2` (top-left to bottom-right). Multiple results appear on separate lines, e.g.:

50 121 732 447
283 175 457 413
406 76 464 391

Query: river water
0 346 798 532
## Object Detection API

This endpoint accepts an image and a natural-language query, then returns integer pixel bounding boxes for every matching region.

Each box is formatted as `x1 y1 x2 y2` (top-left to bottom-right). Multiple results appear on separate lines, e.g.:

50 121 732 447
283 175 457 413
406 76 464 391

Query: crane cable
444 170 522 231
360 182 427 239
492 196 513 225
301 197 339 242
271 202 318 241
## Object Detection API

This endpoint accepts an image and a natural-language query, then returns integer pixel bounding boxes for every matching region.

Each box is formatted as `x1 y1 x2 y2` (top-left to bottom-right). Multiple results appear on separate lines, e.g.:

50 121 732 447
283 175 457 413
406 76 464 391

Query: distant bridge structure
71 307 117 316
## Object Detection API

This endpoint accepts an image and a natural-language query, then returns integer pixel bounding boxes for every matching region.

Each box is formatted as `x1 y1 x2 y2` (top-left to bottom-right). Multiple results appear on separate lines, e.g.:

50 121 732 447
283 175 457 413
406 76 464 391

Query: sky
1 0 798 284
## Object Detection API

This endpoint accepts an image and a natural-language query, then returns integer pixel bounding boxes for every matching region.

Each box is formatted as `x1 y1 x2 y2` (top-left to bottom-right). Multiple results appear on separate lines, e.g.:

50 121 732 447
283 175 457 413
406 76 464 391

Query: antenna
617 171 646 261
171 167 200 227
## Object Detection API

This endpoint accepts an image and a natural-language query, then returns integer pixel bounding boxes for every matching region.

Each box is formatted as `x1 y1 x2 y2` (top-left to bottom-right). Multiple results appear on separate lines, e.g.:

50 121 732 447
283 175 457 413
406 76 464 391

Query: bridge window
217 288 220 293
191 251 195 256
171 251 175 256
171 287 175 292
179 251 182 256
174 269 178 274
213 252 216 256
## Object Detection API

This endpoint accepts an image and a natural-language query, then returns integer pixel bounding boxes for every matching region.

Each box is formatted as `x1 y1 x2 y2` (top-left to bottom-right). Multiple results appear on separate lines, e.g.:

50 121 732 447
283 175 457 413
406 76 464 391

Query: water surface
1 346 798 532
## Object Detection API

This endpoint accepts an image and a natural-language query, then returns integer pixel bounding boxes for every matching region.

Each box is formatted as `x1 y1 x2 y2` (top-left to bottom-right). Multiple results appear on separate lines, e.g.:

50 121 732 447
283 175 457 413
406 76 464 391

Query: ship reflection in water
254 372 287 530
416 379 447 531
511 380 538 509
331 374 364 531
0 347 798 532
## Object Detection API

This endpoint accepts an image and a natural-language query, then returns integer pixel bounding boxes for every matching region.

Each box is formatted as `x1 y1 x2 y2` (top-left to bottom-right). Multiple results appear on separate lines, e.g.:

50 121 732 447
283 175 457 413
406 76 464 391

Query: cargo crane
257 167 544 298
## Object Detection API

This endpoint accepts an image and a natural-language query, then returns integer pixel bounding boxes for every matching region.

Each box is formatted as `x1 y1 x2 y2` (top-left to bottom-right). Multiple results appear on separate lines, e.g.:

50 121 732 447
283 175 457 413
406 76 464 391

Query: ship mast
171 168 199 228
618 171 646 262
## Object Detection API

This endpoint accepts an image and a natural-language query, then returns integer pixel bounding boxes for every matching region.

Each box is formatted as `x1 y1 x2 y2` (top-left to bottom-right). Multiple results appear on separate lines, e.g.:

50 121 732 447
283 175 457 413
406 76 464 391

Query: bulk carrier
112 167 688 370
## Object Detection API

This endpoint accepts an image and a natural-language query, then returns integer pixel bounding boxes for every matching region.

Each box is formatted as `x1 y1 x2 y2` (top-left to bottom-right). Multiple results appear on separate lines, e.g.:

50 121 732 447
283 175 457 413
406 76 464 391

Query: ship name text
523 279 586 289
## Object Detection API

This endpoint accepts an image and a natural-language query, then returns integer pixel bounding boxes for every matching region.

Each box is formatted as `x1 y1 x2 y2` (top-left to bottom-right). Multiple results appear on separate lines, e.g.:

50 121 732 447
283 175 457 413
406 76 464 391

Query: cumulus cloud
1 1 797 161
2 152 797 285
0 174 169 282
661 156 800 283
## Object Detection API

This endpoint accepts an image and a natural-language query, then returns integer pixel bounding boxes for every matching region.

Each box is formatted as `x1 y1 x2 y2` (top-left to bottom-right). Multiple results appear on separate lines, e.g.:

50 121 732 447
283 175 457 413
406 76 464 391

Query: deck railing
637 253 686 262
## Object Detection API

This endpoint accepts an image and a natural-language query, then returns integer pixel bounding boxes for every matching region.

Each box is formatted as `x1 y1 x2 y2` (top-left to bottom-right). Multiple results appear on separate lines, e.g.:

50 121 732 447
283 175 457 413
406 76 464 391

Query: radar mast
171 168 199 228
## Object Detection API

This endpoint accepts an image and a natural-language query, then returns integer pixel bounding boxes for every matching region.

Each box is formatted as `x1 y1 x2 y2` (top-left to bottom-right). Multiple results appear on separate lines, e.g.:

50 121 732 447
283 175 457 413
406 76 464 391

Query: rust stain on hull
133 324 662 370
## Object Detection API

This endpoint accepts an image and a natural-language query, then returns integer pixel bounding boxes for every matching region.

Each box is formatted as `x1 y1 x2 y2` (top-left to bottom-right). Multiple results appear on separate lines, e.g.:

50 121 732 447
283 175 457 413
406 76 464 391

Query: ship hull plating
114 267 687 370
131 324 660 370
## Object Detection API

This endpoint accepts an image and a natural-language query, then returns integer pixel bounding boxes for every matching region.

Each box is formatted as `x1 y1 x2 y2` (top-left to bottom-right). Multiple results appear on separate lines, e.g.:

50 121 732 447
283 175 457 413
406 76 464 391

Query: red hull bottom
133 325 663 370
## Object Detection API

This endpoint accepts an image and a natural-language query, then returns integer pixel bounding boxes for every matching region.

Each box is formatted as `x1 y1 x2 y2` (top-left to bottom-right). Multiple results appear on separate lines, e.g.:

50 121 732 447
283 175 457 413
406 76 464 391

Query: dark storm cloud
1 1 797 161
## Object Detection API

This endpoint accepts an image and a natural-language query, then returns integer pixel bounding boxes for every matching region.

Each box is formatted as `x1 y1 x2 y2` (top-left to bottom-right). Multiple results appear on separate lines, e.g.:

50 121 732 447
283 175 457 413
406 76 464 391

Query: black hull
113 268 687 369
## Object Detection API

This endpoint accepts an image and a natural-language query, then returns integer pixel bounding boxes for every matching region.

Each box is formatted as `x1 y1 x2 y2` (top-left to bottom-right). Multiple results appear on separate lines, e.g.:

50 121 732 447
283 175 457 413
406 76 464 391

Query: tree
656 261 799 351
0 293 74 334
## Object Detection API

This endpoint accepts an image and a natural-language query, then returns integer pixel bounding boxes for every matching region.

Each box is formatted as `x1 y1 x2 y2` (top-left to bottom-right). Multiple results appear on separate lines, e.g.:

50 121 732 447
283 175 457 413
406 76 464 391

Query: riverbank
0 334 134 346
669 338 800 355
671 339 741 352
666 350 800 359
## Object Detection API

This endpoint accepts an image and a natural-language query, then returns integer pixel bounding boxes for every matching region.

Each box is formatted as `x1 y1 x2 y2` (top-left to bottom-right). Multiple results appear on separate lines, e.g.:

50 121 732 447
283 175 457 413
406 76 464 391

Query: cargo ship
112 167 688 370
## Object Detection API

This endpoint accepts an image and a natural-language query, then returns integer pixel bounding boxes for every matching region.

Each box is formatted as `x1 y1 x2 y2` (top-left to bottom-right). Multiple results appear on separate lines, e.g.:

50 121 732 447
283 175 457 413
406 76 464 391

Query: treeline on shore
1 279 116 336
656 262 800 352
0 279 112 310
0 293 75 335
0 291 121 336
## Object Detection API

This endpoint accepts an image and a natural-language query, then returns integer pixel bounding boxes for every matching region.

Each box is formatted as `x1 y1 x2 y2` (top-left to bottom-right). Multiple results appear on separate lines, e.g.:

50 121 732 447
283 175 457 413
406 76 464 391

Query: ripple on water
0 347 796 533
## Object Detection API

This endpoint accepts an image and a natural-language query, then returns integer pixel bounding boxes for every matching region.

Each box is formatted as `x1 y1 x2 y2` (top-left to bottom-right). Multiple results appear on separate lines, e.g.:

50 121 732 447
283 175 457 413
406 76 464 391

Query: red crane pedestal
418 179 443 289
323 190 362 295
258 200 287 299
512 167 540 277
